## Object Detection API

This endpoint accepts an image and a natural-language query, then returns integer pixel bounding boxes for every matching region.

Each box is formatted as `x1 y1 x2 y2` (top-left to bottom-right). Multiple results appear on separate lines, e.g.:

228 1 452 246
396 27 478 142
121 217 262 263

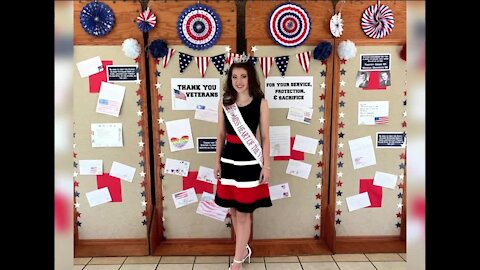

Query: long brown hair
222 62 264 105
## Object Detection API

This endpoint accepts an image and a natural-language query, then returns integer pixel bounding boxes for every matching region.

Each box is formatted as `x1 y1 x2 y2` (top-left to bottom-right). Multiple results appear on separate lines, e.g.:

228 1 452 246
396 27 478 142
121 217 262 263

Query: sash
223 103 264 167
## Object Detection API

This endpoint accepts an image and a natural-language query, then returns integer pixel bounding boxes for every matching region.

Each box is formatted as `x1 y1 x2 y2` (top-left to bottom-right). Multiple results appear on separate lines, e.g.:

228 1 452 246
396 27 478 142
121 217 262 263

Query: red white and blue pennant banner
269 3 311 47
177 4 222 50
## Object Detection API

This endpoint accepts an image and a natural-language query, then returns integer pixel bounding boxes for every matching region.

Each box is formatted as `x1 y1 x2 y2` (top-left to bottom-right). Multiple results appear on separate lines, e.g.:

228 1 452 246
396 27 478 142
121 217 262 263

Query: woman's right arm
215 99 226 179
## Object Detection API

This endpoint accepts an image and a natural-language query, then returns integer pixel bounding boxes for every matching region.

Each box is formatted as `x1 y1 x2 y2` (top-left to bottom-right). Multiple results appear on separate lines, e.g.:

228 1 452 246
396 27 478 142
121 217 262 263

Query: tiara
232 52 250 64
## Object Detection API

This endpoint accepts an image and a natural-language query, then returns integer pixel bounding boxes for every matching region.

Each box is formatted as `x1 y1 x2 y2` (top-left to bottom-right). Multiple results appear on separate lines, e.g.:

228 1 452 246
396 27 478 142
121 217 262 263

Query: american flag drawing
196 194 229 222
174 89 187 100
374 116 389 125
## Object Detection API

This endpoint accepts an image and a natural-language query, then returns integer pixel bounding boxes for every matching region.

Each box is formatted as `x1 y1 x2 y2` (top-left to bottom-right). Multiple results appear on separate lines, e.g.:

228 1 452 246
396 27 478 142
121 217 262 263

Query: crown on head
232 52 250 64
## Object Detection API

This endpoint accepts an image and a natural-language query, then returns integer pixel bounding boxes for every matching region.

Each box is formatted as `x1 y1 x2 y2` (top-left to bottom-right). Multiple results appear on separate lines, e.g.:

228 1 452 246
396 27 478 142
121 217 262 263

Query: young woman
214 61 272 270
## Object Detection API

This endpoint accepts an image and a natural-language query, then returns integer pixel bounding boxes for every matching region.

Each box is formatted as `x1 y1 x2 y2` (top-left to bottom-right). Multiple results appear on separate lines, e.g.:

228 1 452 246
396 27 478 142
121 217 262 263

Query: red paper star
76 212 81 218
339 90 346 97
159 129 165 136
158 94 164 101
139 150 145 157
315 193 321 200
337 180 343 187
135 57 140 63
337 152 344 158
142 210 147 216
321 60 327 65
74 181 79 187
314 224 320 230
319 94 325 100
226 213 232 218
338 122 345 128
400 153 406 160
398 182 404 189
136 88 142 96
154 58 160 64
141 180 146 187
396 212 402 218
318 128 324 134
137 119 144 126
160 162 165 169
340 58 347 64
402 121 407 127
336 209 342 215
73 152 77 158
403 90 407 96
317 161 323 167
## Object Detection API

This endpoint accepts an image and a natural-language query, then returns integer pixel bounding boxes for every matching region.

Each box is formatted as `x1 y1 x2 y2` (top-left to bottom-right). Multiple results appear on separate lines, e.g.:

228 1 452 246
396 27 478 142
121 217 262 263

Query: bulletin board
147 0 238 255
73 1 153 256
245 0 334 255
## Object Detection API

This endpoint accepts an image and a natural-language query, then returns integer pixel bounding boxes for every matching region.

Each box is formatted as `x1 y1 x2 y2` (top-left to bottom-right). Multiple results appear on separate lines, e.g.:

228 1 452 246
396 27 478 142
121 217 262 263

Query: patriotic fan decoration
268 2 311 48
136 7 157 32
177 4 222 50
80 1 115 37
330 13 343 38
361 2 395 39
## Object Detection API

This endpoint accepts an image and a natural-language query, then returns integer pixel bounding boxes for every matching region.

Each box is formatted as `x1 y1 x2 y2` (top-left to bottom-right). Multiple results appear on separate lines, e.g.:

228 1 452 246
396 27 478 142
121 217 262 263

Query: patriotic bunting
136 7 157 32
296 51 311 74
275 56 289 77
248 56 258 66
259 57 273 78
211 53 226 75
195 56 210 78
162 48 175 68
226 53 240 66
178 52 193 73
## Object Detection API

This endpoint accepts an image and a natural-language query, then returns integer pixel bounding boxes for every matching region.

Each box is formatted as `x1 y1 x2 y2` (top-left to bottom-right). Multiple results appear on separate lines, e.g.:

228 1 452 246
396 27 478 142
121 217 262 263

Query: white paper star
135 79 141 85
319 117 325 123
337 171 343 178
403 111 407 117
225 46 231 52
315 214 320 220
136 110 143 116
339 112 345 118
397 202 403 208
155 83 161 89
336 200 342 206
73 171 78 177
251 46 258 53
138 141 145 147
162 216 165 222
316 183 321 189
320 82 326 89
338 142 344 148
142 201 147 206
158 118 164 124
318 150 323 156
74 203 80 208
73 143 76 148
340 80 346 86
159 152 165 158
399 174 404 180
140 171 146 177
401 142 407 148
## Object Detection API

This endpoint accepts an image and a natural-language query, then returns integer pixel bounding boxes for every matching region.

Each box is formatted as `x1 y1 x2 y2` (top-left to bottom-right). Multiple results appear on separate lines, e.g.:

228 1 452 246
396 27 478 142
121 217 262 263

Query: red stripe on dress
216 180 271 204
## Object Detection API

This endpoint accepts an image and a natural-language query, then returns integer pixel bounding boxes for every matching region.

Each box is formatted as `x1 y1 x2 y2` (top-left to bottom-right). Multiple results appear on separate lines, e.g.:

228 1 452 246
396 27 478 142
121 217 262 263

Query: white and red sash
223 103 263 167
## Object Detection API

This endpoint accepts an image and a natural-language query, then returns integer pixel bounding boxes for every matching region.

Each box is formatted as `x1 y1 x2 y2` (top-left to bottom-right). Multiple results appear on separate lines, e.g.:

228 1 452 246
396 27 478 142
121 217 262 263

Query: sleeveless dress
214 97 273 213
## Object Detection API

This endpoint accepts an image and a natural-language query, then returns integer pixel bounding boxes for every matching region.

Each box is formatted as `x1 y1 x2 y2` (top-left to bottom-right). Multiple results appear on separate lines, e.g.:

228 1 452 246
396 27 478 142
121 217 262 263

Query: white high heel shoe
228 244 252 269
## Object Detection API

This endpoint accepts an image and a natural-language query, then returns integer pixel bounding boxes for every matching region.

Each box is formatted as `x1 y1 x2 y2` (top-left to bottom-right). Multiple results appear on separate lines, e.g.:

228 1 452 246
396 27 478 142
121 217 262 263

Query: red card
89 60 113 93
96 173 123 202
359 179 382 207
274 137 305 161
183 171 214 194
363 71 386 90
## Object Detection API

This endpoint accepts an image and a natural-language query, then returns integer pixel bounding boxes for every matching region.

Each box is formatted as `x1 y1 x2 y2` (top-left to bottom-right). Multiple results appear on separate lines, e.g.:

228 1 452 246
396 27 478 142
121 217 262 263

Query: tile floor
74 253 406 270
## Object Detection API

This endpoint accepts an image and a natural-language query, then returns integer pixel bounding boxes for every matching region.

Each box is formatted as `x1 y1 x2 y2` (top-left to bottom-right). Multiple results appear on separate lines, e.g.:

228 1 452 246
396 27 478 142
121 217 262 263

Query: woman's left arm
259 98 270 184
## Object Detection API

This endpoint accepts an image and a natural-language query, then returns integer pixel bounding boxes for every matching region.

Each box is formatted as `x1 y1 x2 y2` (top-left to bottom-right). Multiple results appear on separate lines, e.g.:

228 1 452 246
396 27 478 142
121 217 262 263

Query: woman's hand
214 162 221 180
259 167 270 184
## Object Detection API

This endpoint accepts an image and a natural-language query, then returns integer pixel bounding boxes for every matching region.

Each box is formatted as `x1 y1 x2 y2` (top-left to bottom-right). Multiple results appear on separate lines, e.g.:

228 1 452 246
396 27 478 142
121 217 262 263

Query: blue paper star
159 106 164 112
139 160 145 167
137 130 144 137
226 222 232 228
75 191 80 197
73 132 76 138
403 100 407 106
340 68 346 75
160 140 165 147
336 219 341 224
336 190 343 196
73 161 78 168
399 163 405 169
318 105 325 112
136 67 141 73
316 172 322 178
337 161 344 168
136 99 142 106
320 70 327 77
76 221 82 227
314 234 320 240
339 100 346 107
160 175 165 180
315 203 320 209
141 191 146 197
395 222 401 228
142 220 147 225
397 192 403 199
338 132 345 138
155 70 161 77
318 139 324 145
